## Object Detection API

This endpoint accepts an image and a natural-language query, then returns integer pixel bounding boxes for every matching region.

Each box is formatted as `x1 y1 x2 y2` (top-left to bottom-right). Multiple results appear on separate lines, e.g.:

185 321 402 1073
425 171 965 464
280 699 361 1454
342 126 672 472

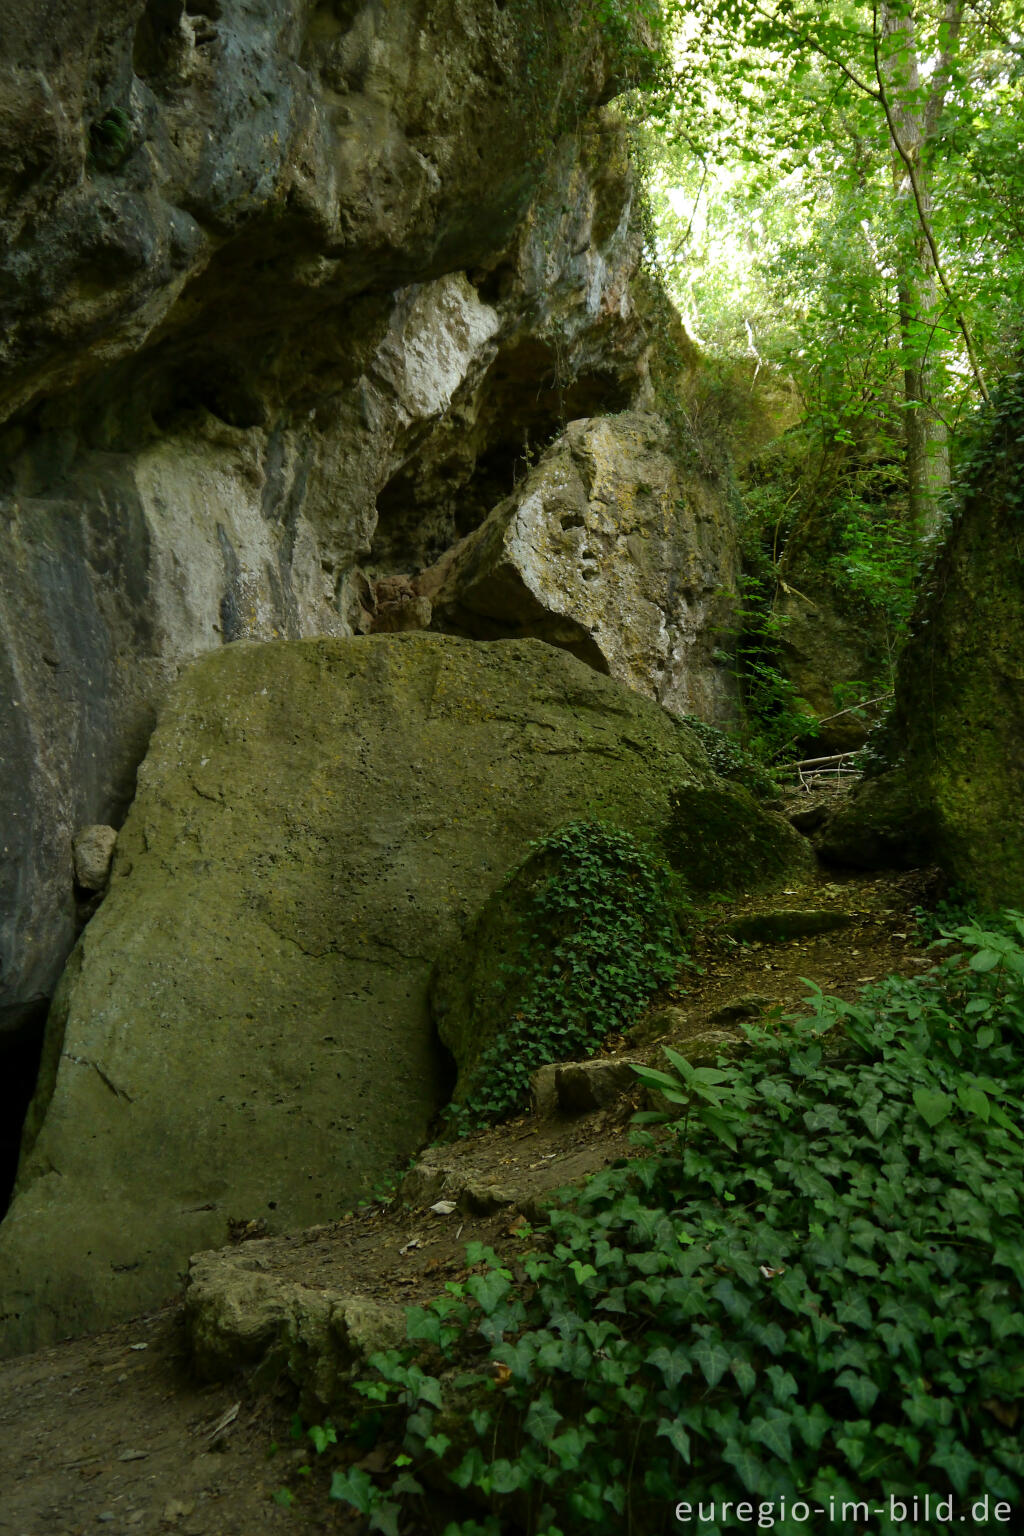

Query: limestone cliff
0 0 663 1038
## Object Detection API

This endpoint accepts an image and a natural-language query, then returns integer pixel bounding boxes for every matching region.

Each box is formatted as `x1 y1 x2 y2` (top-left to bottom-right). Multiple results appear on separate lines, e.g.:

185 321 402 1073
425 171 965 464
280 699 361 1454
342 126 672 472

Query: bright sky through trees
643 0 1024 530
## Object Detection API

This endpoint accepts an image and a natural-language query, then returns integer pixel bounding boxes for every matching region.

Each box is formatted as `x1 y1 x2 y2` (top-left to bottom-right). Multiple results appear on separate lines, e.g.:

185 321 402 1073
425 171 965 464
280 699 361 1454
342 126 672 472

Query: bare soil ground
0 836 942 1536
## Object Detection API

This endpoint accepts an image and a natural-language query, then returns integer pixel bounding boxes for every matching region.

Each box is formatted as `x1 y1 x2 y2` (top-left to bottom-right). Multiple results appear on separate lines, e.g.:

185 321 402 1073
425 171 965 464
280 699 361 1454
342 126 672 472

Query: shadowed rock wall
0 0 659 1035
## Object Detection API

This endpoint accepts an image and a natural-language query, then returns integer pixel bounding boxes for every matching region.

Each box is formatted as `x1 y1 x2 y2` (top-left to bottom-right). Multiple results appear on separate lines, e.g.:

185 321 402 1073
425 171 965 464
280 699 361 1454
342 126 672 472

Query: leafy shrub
88 107 132 171
680 715 779 799
445 822 682 1135
332 916 1024 1534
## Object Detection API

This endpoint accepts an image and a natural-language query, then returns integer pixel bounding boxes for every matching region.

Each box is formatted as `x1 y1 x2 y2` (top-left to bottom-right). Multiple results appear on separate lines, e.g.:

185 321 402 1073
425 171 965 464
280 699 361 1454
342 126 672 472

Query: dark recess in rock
0 1012 46 1218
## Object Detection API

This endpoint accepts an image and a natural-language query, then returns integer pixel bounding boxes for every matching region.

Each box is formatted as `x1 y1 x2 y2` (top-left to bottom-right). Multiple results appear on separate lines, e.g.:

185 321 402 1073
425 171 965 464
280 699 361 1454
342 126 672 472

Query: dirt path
0 862 940 1536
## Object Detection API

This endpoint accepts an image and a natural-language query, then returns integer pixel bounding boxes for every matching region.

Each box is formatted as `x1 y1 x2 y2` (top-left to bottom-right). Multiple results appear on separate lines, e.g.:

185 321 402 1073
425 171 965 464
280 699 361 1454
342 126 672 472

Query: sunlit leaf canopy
638 0 1024 443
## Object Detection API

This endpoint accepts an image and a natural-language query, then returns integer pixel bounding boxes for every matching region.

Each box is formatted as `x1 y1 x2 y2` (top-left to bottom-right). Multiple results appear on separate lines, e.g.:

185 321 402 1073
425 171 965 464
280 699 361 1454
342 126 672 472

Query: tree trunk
880 0 954 540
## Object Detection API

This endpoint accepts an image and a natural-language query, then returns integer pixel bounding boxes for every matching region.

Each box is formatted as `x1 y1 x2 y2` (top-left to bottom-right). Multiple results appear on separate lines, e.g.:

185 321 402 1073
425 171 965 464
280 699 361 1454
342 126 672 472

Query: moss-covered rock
723 909 854 944
661 783 814 897
818 372 1024 905
0 633 809 1356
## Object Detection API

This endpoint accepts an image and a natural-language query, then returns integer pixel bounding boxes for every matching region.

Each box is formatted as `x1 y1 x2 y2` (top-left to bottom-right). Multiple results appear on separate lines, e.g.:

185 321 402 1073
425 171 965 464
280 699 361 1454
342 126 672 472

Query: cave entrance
0 1008 46 1218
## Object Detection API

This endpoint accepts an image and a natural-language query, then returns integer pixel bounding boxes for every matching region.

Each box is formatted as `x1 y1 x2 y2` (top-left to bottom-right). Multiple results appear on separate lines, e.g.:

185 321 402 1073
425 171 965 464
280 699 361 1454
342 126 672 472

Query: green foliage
728 427 921 757
445 823 682 1135
723 568 821 764
88 107 132 171
952 368 1024 517
336 915 1024 1531
823 480 917 630
639 0 1024 567
678 714 778 798
632 1044 754 1150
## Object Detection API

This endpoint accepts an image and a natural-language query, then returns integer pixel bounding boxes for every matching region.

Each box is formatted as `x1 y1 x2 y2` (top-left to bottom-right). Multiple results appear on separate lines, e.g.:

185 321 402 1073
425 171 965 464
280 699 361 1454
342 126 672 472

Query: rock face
0 1 660 1036
818 375 1024 904
415 412 741 723
0 633 806 1356
71 826 118 892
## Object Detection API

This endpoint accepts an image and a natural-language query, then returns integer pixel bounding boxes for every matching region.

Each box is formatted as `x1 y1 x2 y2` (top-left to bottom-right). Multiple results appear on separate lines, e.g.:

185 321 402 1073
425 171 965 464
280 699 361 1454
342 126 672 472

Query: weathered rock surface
0 1 656 1036
415 412 741 723
71 826 118 892
186 1246 407 1415
818 378 1024 904
0 632 802 1356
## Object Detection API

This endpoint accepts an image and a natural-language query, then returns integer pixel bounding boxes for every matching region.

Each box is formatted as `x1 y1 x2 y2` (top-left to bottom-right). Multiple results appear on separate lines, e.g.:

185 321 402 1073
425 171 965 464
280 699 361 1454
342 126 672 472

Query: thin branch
964 0 1024 57
871 0 990 401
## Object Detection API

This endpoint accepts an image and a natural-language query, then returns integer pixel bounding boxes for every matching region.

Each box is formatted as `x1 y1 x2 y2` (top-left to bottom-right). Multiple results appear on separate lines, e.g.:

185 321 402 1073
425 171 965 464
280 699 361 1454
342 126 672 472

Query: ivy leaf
835 1370 880 1413
647 1343 693 1387
928 1438 980 1497
525 1395 563 1443
692 1334 731 1387
369 1502 402 1536
913 1087 953 1127
656 1417 693 1463
750 1411 793 1461
329 1467 375 1512
731 1356 758 1395
722 1439 765 1493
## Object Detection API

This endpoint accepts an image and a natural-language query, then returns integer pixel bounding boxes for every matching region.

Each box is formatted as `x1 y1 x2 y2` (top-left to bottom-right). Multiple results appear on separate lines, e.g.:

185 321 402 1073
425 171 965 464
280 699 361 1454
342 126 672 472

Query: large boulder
818 373 1024 904
0 633 811 1355
415 413 741 724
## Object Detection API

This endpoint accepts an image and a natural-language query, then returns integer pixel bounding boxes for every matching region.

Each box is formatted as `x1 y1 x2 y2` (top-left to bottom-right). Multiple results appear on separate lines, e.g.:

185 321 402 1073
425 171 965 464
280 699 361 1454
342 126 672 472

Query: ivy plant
445 822 683 1135
328 913 1024 1534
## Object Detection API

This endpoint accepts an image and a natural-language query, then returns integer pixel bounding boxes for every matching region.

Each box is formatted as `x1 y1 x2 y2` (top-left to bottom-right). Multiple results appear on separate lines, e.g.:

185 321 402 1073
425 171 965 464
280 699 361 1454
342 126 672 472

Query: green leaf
329 1467 376 1513
730 1356 758 1395
647 1342 693 1387
467 1270 512 1315
308 1421 337 1455
956 1082 990 1121
406 1307 442 1346
929 1438 980 1497
722 1439 764 1493
913 1087 953 1127
835 1370 880 1413
692 1334 731 1388
369 1502 402 1536
750 1410 793 1461
656 1417 692 1463
525 1395 563 1443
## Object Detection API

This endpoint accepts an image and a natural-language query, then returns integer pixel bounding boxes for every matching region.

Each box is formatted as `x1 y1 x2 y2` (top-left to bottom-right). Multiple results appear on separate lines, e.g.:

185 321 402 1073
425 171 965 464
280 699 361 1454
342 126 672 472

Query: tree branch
871 0 990 401
924 0 966 144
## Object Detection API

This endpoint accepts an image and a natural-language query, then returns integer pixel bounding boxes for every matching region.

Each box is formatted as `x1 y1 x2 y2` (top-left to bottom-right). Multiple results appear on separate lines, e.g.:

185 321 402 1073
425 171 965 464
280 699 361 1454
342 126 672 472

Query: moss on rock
660 782 814 897
0 633 810 1355
817 371 1024 905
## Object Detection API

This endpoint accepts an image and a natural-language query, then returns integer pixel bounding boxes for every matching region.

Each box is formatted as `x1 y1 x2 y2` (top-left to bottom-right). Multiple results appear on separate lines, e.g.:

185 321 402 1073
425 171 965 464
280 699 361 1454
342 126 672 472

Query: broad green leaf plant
319 914 1024 1534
